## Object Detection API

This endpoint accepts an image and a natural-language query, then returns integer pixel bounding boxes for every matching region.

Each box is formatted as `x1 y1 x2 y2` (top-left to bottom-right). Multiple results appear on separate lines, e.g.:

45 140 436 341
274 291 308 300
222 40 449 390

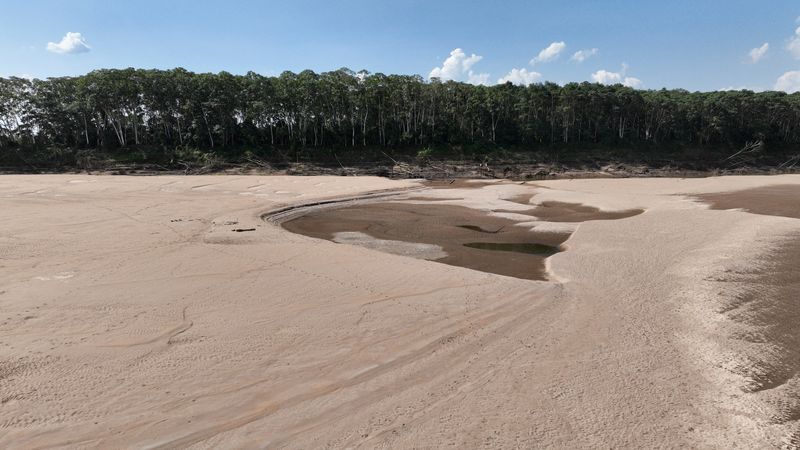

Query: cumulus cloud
788 27 800 59
570 48 598 63
466 72 490 85
719 86 763 92
775 71 800 93
497 68 542 85
531 41 566 65
591 67 642 88
429 48 488 84
46 32 91 54
747 43 769 63
623 77 643 88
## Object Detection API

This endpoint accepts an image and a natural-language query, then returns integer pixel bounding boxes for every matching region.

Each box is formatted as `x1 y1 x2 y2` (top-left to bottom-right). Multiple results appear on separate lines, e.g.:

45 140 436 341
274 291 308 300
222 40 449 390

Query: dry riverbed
1 174 800 448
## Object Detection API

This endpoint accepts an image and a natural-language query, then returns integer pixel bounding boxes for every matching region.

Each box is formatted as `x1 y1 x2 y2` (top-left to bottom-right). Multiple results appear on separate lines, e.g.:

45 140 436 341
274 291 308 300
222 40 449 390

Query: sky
2 0 800 92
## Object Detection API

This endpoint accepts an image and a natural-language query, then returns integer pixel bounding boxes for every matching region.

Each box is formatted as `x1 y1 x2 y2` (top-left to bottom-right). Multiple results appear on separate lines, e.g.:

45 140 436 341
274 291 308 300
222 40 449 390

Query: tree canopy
1 67 799 166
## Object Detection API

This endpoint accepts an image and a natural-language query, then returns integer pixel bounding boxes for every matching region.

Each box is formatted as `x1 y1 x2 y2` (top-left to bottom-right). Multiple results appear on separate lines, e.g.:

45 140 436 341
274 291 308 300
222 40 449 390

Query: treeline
1 67 799 166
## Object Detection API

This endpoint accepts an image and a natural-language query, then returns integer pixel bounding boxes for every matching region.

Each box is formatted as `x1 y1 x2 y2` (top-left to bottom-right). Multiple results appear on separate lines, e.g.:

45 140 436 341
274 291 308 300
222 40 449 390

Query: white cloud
467 72 491 85
622 77 642 88
591 68 642 88
747 43 769 63
46 32 91 54
497 68 542 85
429 48 487 84
775 71 800 93
531 41 566 65
788 26 800 59
591 70 621 84
570 48 598 63
719 86 763 92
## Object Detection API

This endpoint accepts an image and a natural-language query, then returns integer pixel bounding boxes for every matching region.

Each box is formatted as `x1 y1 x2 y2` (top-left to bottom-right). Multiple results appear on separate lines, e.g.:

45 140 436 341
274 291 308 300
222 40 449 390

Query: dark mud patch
695 184 800 219
497 201 644 222
283 202 569 280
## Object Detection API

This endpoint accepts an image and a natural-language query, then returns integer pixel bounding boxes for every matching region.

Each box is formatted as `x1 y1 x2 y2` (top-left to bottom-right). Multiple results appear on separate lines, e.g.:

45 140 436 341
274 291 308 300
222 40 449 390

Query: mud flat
283 203 570 280
282 199 641 280
696 184 800 219
1 174 800 448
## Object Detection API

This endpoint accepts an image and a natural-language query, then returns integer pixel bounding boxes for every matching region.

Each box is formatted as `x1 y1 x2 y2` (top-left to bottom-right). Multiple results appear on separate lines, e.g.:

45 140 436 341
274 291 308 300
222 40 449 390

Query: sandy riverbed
1 174 800 448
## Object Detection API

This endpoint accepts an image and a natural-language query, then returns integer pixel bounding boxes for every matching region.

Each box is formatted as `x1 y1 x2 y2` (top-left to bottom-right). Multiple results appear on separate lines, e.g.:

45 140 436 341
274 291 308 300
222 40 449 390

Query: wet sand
283 202 570 280
736 237 800 396
675 231 800 446
3 174 800 448
423 179 511 189
498 201 644 222
696 184 800 219
692 184 800 444
282 196 644 281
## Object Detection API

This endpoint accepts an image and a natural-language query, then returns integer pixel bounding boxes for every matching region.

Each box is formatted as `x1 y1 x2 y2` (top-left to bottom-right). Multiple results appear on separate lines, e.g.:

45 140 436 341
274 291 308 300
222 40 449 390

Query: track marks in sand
264 285 566 449
99 306 193 348
119 285 557 449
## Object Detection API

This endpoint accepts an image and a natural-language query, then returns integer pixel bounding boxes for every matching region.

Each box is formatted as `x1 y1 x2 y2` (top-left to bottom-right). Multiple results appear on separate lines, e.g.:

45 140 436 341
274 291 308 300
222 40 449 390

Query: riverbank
1 174 799 448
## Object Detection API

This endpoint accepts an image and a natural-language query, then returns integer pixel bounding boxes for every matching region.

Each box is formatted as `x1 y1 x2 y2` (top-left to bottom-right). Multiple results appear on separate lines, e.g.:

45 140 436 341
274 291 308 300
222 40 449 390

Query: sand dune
1 174 800 448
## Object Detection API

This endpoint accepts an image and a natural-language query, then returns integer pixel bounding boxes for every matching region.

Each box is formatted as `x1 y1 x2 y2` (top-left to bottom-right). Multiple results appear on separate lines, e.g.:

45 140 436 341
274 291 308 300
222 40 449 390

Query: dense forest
1 67 799 171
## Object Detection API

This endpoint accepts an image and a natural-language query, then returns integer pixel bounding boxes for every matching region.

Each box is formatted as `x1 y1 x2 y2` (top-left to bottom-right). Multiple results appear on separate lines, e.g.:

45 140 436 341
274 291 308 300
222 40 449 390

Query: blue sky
2 0 800 92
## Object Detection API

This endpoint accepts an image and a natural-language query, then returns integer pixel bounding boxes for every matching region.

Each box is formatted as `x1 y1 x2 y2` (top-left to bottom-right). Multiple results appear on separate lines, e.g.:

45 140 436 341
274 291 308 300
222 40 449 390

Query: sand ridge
1 174 800 448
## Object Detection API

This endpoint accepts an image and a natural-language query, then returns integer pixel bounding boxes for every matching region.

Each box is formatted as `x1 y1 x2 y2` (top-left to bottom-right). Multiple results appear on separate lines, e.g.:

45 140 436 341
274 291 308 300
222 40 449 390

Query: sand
2 174 800 448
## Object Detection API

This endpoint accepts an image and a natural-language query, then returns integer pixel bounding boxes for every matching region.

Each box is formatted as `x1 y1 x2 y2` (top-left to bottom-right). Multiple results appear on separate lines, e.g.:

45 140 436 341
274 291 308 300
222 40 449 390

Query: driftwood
779 153 800 169
176 160 192 174
382 151 416 178
244 156 272 169
725 140 764 168
333 153 346 172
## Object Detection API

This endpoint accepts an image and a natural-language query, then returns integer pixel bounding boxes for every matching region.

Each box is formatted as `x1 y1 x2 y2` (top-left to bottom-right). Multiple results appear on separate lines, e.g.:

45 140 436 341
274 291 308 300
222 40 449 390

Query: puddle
283 202 568 280
464 242 560 256
281 195 642 281
458 225 505 234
